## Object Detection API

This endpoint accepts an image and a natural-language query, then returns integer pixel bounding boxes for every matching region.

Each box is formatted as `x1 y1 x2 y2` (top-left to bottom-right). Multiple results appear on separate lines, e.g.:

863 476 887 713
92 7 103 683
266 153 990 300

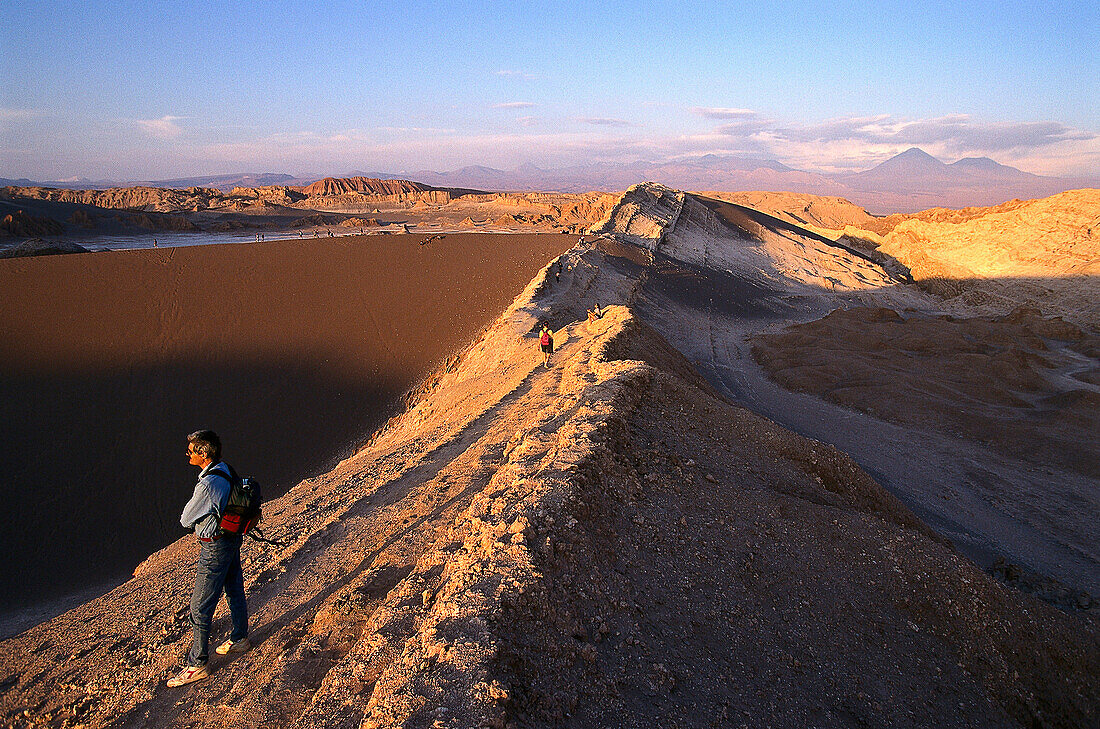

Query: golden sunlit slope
839 189 1100 327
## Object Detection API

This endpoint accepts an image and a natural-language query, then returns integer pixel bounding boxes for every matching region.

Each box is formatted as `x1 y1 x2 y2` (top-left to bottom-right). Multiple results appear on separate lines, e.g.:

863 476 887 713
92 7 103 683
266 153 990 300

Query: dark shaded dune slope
0 233 574 614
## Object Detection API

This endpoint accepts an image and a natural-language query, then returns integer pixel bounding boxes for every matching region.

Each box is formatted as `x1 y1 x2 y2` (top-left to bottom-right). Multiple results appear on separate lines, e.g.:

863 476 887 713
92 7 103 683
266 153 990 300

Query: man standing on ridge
168 429 251 687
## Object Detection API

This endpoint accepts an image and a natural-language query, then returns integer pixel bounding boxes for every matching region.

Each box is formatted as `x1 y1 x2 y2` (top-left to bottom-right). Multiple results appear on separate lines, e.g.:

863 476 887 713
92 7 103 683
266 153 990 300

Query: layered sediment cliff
0 178 619 241
0 186 223 213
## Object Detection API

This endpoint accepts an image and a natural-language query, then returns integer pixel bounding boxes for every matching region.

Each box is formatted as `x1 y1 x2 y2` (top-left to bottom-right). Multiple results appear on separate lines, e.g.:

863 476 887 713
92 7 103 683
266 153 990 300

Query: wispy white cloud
691 113 1099 174
193 127 670 173
189 117 1097 178
577 117 633 127
0 107 43 121
493 102 537 109
136 115 186 139
60 110 1095 181
495 70 538 80
715 118 774 136
690 107 758 120
373 126 458 135
768 114 1093 154
1008 141 1100 178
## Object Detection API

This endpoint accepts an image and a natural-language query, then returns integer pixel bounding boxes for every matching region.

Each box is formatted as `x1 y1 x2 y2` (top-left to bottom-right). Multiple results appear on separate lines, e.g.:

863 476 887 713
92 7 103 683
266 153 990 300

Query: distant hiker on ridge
539 323 554 368
587 302 603 324
168 430 251 687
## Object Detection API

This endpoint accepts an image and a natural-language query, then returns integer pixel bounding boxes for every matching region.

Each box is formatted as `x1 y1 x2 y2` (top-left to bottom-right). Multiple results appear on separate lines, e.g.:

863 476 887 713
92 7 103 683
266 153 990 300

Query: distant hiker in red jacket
539 323 554 368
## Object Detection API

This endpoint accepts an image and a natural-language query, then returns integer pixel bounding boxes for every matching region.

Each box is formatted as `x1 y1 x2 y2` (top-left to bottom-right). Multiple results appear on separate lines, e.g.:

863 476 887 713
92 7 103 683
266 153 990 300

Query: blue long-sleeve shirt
180 462 232 539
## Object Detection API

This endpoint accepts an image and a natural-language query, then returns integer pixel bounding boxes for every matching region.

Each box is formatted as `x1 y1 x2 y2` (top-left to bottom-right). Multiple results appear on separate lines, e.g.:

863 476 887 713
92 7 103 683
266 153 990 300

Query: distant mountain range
826 148 1099 212
3 149 1097 213
351 155 841 200
365 149 1097 213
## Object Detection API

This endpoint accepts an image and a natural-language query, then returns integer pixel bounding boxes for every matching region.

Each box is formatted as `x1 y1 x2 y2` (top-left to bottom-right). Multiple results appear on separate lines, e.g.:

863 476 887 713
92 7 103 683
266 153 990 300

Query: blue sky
2 0 1097 180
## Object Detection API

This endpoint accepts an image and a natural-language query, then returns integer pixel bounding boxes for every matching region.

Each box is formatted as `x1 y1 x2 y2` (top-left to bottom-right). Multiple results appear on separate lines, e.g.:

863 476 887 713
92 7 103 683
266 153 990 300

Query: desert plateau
0 175 1097 729
0 178 615 251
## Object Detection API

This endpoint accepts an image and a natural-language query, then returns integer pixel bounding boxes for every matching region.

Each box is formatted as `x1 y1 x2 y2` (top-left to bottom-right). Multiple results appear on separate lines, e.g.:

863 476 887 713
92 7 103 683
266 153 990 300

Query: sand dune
0 233 575 615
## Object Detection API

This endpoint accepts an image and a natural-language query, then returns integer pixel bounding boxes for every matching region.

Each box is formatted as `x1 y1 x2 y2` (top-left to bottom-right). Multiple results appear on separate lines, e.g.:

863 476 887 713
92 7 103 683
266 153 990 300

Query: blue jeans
189 534 248 666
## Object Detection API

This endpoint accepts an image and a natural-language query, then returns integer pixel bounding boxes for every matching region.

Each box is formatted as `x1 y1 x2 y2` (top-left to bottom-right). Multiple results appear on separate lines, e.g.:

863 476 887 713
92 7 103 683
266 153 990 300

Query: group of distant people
537 303 602 369
540 237 608 368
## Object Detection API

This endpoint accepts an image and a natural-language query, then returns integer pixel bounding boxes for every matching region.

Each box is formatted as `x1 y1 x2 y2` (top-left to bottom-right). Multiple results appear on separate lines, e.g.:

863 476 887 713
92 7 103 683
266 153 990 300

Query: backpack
210 465 286 546
212 464 261 535
540 330 550 346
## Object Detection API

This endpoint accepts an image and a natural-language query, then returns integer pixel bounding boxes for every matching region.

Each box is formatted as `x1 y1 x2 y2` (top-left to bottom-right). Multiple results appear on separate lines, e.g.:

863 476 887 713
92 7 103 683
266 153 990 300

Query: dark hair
187 429 221 462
